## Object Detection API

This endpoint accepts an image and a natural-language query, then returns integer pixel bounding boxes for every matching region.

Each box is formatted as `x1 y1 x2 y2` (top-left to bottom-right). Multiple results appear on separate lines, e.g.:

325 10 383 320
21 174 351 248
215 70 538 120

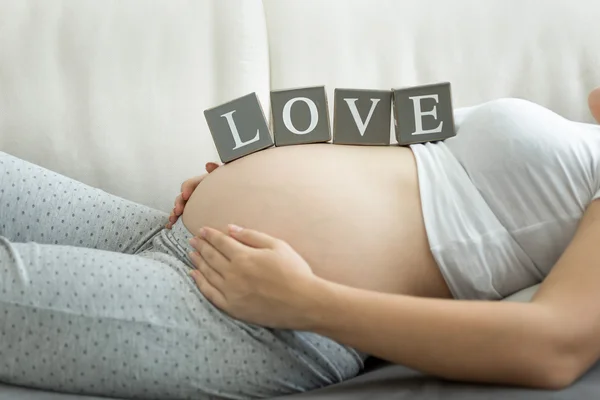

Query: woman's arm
304 278 563 388
308 200 600 389
303 199 600 389
189 200 600 390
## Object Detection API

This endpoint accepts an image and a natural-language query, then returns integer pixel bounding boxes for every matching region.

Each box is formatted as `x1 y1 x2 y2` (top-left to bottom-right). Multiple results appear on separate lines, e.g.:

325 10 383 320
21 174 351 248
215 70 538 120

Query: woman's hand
187 225 321 329
166 162 220 229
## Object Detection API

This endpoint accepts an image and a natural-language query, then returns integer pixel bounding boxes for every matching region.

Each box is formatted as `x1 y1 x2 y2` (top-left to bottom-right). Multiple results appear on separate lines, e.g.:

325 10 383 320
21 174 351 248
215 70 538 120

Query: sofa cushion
0 0 270 211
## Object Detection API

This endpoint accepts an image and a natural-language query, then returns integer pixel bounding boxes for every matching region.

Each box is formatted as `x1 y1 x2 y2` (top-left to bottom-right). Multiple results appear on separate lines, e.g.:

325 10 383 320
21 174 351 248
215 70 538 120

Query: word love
204 82 455 163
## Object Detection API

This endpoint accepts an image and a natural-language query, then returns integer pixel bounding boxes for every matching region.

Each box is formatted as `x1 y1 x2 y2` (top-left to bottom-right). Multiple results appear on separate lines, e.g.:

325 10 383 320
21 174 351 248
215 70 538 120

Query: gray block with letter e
270 86 331 146
333 89 392 145
203 92 274 163
392 82 455 145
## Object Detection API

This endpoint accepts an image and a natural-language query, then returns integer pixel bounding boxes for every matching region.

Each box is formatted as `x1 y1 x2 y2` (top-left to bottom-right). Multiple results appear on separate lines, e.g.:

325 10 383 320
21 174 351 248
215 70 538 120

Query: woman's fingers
173 194 185 215
190 236 230 275
165 211 176 229
181 174 206 201
199 227 248 260
189 251 225 283
190 268 227 309
179 162 219 203
171 163 221 230
227 225 279 249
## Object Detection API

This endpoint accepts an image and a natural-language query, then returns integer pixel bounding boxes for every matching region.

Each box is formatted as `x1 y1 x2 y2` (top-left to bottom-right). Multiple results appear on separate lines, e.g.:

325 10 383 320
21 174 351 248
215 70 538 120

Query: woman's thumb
206 162 220 173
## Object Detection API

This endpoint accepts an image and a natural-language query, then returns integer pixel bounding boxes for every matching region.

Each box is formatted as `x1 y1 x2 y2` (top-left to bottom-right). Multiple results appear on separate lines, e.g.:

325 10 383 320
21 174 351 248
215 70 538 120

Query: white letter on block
344 98 381 136
409 94 444 135
220 110 260 150
283 97 318 135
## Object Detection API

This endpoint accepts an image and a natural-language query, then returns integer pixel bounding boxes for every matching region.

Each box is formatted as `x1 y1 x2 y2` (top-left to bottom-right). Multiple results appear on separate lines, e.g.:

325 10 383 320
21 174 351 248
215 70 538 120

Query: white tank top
411 98 600 300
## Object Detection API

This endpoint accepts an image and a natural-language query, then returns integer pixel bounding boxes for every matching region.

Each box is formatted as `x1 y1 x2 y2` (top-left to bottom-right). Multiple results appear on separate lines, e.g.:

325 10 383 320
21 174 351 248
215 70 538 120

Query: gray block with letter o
333 88 392 145
270 86 332 146
392 82 455 145
203 92 274 163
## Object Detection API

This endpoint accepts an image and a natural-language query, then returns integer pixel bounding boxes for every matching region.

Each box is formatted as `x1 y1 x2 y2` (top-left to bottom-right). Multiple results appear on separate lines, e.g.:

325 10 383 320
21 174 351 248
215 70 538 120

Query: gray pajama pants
0 151 365 400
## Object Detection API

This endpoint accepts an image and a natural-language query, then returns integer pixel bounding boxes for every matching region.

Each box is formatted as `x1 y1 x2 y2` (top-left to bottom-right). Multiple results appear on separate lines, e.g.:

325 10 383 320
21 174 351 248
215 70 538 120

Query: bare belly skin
182 144 452 298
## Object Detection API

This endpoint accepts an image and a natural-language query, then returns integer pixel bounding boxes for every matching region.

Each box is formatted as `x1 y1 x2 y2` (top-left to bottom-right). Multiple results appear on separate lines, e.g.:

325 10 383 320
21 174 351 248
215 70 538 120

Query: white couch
2 0 599 212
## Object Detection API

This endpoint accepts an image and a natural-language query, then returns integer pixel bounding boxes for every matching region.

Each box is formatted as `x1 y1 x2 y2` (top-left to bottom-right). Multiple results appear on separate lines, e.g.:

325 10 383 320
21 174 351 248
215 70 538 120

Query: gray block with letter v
392 82 455 145
270 86 332 146
333 88 392 145
203 92 274 163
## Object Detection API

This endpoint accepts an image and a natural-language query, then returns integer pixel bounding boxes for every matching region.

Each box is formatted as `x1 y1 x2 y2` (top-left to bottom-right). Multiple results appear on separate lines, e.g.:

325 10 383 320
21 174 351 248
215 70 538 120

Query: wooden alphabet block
203 92 274 163
333 89 392 145
392 82 455 145
270 86 332 146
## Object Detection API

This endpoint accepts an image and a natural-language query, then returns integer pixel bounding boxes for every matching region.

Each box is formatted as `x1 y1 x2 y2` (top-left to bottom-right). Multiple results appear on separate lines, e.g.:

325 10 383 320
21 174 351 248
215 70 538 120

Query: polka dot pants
0 151 365 399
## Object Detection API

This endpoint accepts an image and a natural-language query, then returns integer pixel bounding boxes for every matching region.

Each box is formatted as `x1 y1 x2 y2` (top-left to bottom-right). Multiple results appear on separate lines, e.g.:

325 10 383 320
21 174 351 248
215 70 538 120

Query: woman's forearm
303 279 568 388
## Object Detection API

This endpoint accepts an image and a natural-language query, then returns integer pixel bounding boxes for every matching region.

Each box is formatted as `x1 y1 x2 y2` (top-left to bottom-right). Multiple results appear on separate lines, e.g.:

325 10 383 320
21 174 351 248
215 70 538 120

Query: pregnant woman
1 91 599 400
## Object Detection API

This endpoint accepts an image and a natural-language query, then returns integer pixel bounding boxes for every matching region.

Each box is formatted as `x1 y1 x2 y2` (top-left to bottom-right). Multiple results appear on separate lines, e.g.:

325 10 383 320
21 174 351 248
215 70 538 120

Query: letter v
344 98 381 136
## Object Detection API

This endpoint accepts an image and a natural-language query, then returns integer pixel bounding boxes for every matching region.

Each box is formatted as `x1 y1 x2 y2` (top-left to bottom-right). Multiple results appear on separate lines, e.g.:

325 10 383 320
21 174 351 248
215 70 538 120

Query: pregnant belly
182 144 451 298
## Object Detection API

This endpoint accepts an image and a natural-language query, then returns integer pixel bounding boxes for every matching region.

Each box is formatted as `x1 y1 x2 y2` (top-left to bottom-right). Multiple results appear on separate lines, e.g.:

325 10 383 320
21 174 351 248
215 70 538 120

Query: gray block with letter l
333 88 392 145
392 82 456 146
270 86 332 146
203 92 274 163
